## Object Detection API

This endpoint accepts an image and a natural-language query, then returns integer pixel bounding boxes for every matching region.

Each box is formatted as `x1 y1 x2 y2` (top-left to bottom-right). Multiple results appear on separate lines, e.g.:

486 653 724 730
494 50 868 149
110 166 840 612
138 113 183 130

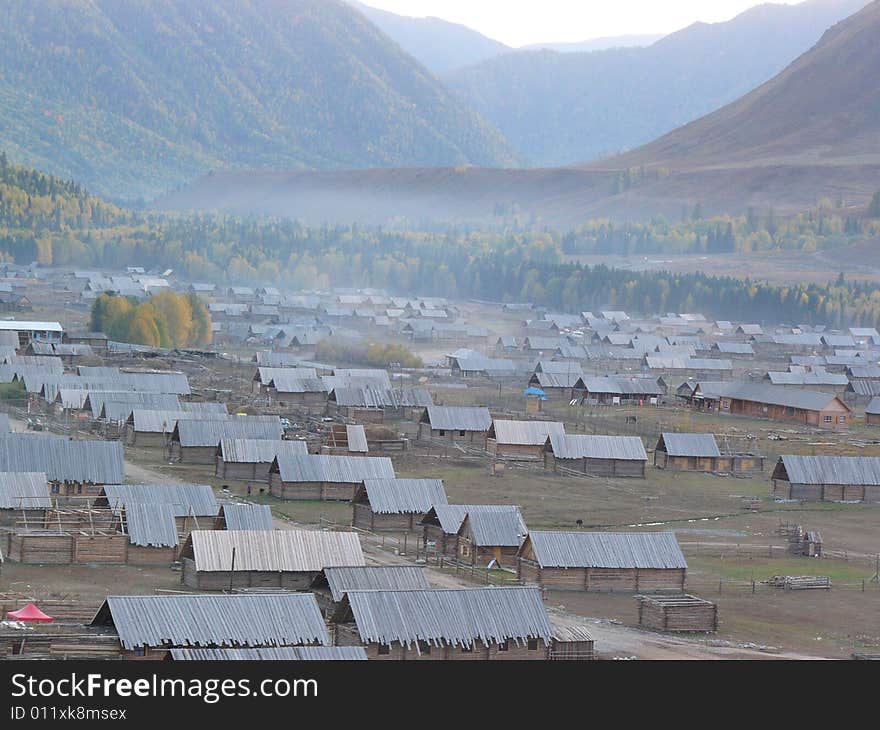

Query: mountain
351 2 510 74
446 0 868 167
161 0 880 228
0 0 515 202
520 34 664 52
609 0 880 170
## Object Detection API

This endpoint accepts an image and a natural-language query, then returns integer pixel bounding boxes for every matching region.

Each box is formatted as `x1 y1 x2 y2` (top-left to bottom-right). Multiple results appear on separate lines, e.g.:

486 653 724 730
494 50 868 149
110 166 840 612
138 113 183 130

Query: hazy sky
360 0 803 47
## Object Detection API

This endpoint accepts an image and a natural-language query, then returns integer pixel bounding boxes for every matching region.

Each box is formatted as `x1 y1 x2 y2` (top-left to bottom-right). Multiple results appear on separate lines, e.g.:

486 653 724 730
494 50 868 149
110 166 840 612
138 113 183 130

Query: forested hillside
0 0 514 202
4 156 880 328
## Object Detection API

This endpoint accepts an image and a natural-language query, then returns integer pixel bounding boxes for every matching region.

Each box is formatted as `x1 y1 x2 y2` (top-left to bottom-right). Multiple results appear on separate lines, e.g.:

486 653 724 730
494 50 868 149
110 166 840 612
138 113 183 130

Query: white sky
360 0 803 47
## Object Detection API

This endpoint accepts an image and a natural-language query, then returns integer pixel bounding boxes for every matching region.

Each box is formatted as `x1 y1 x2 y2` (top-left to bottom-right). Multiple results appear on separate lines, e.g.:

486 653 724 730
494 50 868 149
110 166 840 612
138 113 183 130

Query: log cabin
487 419 565 460
544 433 647 477
417 406 491 444
771 455 880 502
653 432 764 473
268 454 395 501
90 593 329 660
517 531 687 592
421 504 525 563
179 529 365 591
685 382 851 429
215 437 308 482
351 478 448 532
333 586 553 660
170 416 282 463
98 484 219 539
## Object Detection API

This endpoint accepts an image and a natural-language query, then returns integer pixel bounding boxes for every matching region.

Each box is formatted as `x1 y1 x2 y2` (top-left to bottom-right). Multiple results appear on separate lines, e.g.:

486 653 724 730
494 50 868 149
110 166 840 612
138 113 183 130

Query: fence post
719 580 722 594
751 580 755 594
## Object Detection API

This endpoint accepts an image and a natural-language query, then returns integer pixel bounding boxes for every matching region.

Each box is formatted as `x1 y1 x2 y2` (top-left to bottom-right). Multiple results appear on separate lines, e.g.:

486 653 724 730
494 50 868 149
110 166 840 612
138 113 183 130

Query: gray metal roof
174 417 282 446
423 406 492 432
360 479 448 514
712 342 754 354
86 391 181 418
169 646 367 660
219 503 275 531
323 566 430 602
462 507 528 548
531 372 583 389
177 402 230 414
76 366 121 378
218 438 307 463
183 529 364 572
0 413 9 433
268 374 327 394
343 587 552 650
694 382 848 412
848 366 880 379
0 434 124 484
548 433 647 461
131 409 231 433
0 472 50 510
849 380 880 397
658 433 721 458
93 594 329 650
123 503 179 547
581 376 663 396
775 455 880 486
767 371 848 387
425 504 520 535
535 360 584 376
330 386 433 408
524 531 687 569
865 396 880 415
345 425 368 453
273 454 395 483
489 419 565 445
102 484 218 518
256 367 319 386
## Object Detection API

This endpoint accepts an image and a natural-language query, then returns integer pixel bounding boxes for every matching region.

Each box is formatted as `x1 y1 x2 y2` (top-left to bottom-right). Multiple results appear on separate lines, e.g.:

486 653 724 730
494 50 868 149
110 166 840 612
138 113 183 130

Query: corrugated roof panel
95 594 329 650
427 406 492 433
186 529 364 572
274 454 395 483
344 587 552 649
526 531 687 569
123 503 179 547
102 484 218 518
169 646 367 660
175 417 282 447
324 566 430 602
0 472 50 509
0 434 123 484
490 420 565 446
548 433 647 460
220 503 275 531
658 433 721 458
361 479 448 514
778 455 880 486
219 438 307 463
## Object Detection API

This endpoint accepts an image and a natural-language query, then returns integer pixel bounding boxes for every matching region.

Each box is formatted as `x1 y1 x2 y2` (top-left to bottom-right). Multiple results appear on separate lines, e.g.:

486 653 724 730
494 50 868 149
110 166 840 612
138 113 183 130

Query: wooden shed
125 407 230 448
417 406 492 443
421 504 526 563
517 531 687 592
90 593 330 660
351 478 448 531
214 503 274 531
215 437 308 482
179 529 365 591
637 594 718 632
549 623 595 660
653 432 765 474
487 419 565 460
866 397 880 425
771 455 880 502
268 453 395 501
544 433 647 477
333 586 554 660
170 416 282 464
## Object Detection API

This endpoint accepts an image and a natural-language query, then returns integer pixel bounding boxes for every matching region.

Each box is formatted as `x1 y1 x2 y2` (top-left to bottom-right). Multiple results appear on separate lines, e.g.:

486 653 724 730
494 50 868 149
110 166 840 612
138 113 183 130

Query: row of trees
90 291 212 348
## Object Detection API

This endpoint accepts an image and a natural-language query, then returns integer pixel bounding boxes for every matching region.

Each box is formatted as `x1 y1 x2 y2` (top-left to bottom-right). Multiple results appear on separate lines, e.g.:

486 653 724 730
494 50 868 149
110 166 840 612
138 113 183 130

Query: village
0 264 878 661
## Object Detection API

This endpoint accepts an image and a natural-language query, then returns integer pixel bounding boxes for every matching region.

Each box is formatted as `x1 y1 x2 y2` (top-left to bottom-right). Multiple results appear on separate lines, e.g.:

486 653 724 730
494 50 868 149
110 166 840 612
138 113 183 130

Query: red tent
6 603 53 622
